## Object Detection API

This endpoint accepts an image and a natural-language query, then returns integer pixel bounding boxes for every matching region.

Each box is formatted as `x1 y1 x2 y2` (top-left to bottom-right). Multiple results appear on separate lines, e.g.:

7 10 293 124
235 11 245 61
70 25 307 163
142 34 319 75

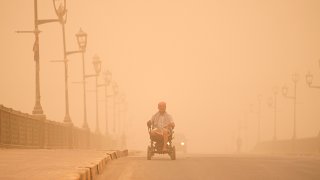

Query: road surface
97 153 320 180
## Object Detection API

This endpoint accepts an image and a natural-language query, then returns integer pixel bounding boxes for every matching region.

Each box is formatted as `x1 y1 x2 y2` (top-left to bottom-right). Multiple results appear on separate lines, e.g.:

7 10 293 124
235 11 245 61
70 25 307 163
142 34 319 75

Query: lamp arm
37 19 59 25
66 50 83 56
97 84 105 88
309 84 320 89
84 74 97 78
283 95 295 99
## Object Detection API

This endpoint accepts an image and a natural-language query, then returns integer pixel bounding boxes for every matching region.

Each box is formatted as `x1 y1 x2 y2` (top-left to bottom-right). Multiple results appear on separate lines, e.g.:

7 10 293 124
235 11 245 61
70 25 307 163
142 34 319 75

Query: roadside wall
0 105 118 149
254 135 320 154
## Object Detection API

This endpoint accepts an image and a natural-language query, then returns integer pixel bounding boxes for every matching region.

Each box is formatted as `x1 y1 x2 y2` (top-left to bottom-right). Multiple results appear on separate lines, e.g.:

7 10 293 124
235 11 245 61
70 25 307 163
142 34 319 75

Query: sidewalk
0 149 128 180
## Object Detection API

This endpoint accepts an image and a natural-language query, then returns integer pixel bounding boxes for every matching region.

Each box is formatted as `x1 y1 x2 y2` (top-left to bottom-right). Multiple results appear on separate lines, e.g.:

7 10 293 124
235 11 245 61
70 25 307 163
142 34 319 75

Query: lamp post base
32 103 44 115
64 114 73 125
82 122 89 130
32 103 46 120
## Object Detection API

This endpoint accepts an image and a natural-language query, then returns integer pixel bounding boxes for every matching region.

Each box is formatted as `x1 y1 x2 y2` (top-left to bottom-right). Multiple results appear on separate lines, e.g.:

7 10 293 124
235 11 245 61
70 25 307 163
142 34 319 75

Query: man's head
158 101 166 114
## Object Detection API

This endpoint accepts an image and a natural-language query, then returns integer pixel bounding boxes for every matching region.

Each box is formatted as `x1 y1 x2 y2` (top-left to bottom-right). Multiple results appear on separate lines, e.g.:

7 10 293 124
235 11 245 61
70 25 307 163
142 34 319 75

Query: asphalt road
97 153 320 180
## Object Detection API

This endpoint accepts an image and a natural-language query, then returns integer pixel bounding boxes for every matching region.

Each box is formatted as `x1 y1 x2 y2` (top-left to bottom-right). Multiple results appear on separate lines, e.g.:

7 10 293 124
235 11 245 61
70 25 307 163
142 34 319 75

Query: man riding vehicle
147 101 175 152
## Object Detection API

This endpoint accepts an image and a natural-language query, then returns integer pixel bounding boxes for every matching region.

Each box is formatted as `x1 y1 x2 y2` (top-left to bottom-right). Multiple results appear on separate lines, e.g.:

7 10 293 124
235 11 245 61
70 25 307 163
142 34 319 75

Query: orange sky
1 0 320 153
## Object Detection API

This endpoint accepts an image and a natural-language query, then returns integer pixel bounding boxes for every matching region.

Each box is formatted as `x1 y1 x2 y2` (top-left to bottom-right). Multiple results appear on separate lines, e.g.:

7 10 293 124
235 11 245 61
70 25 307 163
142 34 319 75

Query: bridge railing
0 105 115 149
254 136 320 154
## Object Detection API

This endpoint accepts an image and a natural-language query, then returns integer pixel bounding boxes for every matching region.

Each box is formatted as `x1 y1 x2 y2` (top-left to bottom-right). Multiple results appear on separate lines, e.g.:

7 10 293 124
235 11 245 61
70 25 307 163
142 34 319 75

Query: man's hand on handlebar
164 122 175 129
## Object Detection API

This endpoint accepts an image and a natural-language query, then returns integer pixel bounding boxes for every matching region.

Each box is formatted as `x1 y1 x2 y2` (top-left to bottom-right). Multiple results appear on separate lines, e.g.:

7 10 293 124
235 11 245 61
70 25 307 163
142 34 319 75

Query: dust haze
1 0 320 153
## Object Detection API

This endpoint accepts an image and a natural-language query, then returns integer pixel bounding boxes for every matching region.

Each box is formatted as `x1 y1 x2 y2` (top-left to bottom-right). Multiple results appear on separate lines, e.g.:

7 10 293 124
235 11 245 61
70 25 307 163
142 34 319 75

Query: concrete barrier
254 135 320 155
106 152 117 160
77 168 91 180
76 150 128 180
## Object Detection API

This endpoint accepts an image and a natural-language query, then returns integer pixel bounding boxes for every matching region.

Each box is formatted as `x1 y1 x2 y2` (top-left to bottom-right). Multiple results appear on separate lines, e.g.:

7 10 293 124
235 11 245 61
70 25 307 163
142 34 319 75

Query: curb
74 150 128 180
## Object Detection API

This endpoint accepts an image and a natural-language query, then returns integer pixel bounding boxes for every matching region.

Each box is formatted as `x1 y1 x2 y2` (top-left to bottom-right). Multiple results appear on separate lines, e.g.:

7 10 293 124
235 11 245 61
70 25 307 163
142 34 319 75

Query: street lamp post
17 0 60 117
53 0 70 123
243 110 248 152
282 73 299 140
53 0 85 124
95 71 112 135
268 89 278 141
92 55 102 134
112 82 119 134
118 94 126 134
249 96 263 144
118 94 127 149
103 71 112 135
75 28 89 129
257 95 262 143
236 119 242 153
54 0 71 124
237 106 254 153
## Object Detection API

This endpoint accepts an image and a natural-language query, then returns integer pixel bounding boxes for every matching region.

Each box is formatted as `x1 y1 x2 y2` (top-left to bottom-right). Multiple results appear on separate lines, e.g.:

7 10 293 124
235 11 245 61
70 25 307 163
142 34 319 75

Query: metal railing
0 105 116 149
254 135 320 154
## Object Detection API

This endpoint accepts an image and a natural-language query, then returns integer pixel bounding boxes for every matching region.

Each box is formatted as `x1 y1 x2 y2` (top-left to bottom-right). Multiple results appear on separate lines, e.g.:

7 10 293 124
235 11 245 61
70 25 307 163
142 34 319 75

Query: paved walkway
0 149 125 180
96 153 320 180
